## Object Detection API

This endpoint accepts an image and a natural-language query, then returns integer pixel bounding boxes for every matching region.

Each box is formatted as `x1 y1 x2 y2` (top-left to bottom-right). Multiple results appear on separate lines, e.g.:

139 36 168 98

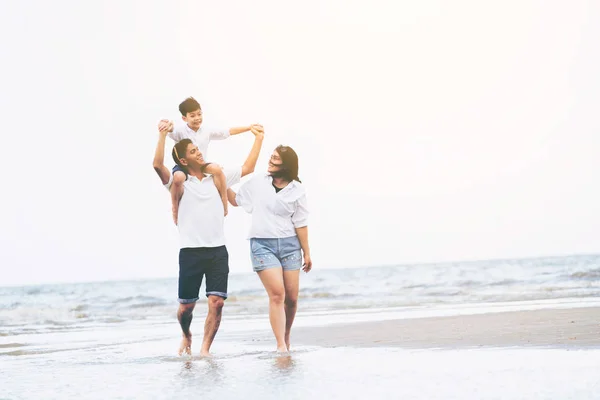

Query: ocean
1 254 599 399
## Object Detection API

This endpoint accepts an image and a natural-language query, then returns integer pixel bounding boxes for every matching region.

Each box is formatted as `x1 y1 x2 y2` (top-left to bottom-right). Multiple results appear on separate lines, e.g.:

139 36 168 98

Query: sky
0 0 598 286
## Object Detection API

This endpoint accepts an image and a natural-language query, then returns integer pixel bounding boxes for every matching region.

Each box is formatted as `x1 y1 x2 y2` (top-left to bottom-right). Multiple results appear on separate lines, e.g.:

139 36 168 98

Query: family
152 97 312 356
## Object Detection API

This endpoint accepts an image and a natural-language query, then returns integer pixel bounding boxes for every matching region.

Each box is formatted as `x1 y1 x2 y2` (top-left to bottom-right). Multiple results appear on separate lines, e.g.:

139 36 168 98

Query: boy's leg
171 166 187 225
203 163 228 217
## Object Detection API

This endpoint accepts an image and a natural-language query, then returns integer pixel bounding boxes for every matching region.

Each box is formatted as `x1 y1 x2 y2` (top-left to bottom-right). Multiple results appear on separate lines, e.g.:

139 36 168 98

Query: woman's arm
292 192 311 272
295 226 312 273
241 126 265 177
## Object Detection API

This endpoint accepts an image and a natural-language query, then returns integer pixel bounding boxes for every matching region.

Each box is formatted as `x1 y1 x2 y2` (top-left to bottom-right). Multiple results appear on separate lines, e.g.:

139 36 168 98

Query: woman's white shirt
236 173 308 239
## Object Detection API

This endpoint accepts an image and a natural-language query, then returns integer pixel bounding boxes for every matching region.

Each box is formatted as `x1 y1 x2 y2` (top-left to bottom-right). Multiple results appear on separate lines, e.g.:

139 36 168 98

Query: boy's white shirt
168 123 229 159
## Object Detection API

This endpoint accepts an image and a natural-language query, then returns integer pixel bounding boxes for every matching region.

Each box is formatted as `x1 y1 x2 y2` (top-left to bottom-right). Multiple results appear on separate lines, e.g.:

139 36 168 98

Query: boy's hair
274 145 302 183
179 97 201 116
172 139 192 172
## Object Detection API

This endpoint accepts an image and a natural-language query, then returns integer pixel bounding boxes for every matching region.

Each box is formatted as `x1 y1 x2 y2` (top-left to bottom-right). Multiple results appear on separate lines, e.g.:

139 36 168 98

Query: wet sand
292 307 600 349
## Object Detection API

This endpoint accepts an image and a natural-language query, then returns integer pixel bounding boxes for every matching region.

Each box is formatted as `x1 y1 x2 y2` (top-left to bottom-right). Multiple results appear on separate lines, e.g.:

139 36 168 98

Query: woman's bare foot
178 333 192 356
276 345 289 353
200 349 212 358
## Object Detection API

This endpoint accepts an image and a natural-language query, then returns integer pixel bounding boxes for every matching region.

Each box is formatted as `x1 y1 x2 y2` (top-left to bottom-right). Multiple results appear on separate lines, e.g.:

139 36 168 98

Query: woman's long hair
272 145 301 183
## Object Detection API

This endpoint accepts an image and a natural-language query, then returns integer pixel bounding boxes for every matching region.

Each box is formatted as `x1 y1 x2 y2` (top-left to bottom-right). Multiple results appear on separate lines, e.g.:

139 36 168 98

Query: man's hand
302 253 312 273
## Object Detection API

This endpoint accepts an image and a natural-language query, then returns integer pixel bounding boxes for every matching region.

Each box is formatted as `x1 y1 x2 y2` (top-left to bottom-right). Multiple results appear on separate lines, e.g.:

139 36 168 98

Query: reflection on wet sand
273 354 296 374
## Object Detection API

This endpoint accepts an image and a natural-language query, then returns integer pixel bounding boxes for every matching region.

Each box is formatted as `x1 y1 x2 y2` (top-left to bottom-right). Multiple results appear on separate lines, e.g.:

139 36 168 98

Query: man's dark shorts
178 246 229 303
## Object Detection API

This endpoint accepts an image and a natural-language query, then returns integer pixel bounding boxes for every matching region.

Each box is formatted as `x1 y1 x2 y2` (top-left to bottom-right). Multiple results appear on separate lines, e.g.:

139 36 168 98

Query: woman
228 145 312 352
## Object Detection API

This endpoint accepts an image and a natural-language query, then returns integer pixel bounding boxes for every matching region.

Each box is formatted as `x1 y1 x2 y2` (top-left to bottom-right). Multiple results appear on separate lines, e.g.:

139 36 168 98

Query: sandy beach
292 307 600 349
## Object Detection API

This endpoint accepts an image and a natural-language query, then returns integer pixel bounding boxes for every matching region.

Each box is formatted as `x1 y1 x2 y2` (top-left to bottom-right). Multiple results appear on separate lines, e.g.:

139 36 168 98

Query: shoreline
291 306 600 349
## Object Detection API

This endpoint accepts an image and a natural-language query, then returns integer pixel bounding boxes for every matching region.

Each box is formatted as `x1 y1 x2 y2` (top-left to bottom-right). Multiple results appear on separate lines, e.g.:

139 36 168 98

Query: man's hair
172 139 193 171
179 97 201 116
273 145 301 183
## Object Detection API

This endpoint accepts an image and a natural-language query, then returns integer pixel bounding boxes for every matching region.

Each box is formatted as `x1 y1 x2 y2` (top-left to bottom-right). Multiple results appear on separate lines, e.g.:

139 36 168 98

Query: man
153 121 265 356
159 96 259 221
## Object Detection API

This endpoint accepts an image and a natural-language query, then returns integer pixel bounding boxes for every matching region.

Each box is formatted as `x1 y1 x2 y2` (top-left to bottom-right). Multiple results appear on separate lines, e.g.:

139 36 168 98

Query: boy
159 97 260 223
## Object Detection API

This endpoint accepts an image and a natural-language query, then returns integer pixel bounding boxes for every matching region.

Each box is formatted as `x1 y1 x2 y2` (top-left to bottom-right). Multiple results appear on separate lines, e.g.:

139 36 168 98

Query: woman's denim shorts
250 236 302 272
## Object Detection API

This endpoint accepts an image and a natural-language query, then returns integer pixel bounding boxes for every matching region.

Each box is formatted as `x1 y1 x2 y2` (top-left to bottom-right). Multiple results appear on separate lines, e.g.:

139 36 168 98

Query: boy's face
180 143 205 168
182 108 203 131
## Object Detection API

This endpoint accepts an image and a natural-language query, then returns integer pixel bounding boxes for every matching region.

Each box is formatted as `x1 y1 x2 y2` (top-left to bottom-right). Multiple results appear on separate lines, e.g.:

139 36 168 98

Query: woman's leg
282 270 300 350
257 267 288 352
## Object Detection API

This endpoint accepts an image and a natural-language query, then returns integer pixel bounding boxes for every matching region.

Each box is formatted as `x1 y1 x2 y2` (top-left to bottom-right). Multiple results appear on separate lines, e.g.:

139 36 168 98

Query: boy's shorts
178 246 229 303
250 236 302 272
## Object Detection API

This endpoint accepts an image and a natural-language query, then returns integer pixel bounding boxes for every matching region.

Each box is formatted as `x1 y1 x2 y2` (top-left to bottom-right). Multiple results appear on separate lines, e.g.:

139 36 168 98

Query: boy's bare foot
178 333 192 356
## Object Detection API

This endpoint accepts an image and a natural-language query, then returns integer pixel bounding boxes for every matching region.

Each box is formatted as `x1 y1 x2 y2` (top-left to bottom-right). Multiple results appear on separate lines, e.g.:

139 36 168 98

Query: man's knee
208 296 225 311
178 302 195 315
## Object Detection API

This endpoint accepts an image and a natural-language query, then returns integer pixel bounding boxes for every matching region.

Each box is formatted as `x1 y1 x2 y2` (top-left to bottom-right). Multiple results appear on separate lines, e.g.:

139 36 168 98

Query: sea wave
1 254 598 335
568 268 600 280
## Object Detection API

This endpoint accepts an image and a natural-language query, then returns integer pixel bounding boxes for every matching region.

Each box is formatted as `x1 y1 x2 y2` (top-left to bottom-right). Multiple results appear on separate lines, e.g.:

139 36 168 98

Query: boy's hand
250 123 263 132
250 125 264 139
158 119 173 133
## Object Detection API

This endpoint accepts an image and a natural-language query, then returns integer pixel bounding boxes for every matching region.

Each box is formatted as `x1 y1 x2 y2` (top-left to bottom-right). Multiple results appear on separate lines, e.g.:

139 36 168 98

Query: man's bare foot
285 336 291 351
178 334 192 356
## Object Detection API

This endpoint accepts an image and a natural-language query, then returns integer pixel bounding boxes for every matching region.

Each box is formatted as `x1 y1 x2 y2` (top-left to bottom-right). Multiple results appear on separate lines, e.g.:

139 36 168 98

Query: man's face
180 143 205 168
182 108 203 131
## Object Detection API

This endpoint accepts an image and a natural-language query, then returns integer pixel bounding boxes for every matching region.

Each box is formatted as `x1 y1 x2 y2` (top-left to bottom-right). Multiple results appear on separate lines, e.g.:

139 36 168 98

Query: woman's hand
302 253 312 273
250 125 264 139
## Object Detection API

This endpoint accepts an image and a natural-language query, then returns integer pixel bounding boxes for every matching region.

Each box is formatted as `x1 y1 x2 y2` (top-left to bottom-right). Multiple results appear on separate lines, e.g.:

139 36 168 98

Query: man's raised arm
153 122 173 185
241 126 265 178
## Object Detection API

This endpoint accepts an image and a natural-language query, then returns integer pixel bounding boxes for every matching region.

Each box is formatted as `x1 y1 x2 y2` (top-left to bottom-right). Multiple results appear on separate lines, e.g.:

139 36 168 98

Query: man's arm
153 123 173 185
170 172 185 225
241 126 265 177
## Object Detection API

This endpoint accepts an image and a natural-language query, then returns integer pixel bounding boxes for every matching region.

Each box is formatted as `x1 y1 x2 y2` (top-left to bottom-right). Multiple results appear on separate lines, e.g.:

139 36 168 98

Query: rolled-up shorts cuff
206 291 228 299
253 263 286 272
178 297 199 304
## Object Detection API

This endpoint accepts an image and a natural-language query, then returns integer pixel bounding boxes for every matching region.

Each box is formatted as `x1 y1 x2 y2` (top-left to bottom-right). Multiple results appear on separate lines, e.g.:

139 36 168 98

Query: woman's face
268 150 283 174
